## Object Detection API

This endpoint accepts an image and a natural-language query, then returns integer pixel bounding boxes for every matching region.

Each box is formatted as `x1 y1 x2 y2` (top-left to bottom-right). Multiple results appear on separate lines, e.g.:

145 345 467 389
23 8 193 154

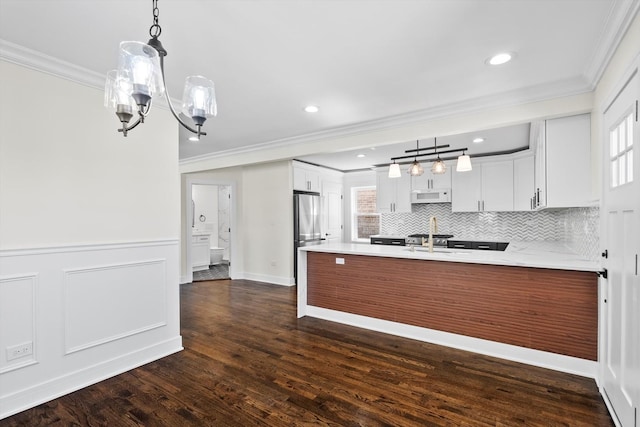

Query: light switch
335 257 345 265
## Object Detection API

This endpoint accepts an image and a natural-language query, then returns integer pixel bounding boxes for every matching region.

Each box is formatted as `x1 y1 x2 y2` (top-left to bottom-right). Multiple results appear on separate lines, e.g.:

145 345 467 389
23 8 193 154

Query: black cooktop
408 234 454 238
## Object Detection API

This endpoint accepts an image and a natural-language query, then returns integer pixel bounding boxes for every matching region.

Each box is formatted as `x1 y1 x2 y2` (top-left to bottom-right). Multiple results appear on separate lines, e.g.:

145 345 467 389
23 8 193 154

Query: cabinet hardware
598 269 608 279
536 188 540 206
601 249 608 259
477 200 481 211
636 254 638 276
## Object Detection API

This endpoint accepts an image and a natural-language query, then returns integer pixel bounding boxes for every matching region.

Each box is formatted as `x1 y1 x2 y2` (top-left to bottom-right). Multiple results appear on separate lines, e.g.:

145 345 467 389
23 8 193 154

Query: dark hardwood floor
1 280 614 426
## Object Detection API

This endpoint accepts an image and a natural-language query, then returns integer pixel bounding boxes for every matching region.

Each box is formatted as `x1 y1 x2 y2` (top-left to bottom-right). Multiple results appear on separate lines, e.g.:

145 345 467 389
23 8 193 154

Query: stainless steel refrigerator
293 191 322 282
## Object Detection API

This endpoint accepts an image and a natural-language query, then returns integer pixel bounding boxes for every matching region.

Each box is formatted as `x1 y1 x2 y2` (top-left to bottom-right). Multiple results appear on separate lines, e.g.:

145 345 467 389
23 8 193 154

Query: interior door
322 180 343 243
602 68 639 427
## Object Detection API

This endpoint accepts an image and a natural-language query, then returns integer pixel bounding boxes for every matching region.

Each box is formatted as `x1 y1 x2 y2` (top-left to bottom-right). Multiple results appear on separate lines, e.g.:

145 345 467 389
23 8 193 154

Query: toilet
210 247 224 265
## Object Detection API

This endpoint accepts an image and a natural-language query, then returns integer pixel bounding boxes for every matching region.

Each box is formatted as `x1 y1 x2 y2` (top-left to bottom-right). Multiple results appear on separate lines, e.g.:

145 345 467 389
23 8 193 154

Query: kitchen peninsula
297 241 601 377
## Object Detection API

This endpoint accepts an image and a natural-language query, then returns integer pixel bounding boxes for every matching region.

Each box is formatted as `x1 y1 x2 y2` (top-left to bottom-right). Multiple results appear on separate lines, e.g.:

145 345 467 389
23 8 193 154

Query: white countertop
301 240 600 272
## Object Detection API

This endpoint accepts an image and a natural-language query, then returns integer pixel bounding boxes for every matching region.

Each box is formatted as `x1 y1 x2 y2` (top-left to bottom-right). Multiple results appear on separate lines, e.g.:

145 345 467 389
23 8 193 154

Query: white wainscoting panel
64 260 167 354
0 240 182 420
0 274 38 374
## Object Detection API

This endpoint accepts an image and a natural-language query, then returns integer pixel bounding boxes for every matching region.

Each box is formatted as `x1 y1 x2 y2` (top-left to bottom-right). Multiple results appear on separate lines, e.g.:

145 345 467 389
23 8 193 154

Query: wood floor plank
0 279 613 426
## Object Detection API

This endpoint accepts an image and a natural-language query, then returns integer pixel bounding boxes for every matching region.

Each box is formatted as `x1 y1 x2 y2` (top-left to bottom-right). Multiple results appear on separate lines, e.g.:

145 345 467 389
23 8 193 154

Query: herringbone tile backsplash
380 204 599 260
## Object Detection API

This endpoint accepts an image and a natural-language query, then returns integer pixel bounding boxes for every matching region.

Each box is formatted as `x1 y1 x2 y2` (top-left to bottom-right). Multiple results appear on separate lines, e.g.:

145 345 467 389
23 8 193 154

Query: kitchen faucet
428 216 437 253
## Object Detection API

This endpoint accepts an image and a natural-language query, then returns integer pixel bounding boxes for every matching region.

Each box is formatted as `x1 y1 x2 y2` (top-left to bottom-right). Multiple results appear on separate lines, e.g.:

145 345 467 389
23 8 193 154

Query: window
351 186 380 242
610 112 634 188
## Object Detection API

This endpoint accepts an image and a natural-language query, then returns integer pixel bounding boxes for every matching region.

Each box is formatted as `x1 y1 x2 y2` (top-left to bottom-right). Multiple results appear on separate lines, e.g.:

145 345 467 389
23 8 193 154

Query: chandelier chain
149 0 161 38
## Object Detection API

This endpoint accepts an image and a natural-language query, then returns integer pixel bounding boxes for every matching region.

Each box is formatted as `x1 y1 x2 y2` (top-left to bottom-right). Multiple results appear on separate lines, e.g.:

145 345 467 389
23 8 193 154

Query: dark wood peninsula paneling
307 252 598 360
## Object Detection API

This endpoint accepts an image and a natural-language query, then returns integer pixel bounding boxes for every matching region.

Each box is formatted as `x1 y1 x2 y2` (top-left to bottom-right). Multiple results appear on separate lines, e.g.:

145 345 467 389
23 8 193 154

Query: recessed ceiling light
304 105 319 113
473 137 484 143
189 135 200 142
486 52 513 65
357 154 366 158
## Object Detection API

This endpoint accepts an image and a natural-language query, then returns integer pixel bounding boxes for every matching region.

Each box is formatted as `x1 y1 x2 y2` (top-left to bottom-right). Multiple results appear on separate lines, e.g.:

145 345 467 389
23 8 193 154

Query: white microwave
411 189 451 204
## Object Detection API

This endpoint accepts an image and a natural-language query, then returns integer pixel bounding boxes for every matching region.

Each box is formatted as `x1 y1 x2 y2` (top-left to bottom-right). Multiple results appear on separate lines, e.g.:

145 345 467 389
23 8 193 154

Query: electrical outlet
6 342 33 361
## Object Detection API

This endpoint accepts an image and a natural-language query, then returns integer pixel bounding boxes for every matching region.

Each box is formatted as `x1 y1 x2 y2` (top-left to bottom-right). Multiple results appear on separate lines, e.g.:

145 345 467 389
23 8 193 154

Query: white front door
322 180 343 243
601 67 639 427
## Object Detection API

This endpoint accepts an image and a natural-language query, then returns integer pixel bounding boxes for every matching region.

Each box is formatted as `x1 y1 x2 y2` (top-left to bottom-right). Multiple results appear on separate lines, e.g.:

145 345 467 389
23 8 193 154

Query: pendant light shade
182 76 218 125
456 152 472 171
409 160 424 176
117 41 164 105
104 70 136 119
431 158 446 174
388 162 402 178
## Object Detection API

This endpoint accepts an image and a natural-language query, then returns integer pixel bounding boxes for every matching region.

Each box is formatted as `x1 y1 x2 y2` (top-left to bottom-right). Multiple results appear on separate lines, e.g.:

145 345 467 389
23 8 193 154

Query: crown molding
0 39 176 109
583 0 640 88
0 39 105 89
179 75 591 166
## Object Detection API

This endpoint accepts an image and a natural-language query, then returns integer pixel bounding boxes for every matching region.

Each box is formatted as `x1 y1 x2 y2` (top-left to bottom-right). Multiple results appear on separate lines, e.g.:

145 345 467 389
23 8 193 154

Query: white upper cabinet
376 170 411 213
411 163 452 191
513 154 535 211
532 113 592 209
293 162 321 192
482 160 514 211
452 160 514 212
451 167 482 212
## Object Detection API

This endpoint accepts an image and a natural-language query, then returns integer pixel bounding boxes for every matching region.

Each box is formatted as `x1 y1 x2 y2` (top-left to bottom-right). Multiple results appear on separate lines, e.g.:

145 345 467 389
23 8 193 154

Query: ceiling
0 0 637 169
298 122 531 171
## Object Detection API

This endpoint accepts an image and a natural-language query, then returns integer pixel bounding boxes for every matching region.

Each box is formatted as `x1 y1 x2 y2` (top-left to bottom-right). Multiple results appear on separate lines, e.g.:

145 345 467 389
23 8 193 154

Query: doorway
188 182 233 282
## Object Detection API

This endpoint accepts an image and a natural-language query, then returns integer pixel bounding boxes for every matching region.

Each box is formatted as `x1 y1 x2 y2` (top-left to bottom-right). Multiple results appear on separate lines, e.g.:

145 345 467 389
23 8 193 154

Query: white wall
0 61 181 419
241 161 293 285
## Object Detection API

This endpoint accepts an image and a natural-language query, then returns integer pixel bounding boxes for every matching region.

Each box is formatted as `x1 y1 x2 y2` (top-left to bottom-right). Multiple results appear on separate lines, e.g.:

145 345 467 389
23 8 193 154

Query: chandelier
387 138 472 178
104 0 217 138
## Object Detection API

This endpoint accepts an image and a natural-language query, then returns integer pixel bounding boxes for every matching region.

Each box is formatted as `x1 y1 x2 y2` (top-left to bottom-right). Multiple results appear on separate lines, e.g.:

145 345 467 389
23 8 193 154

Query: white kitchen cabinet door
293 163 322 192
395 172 412 212
514 155 535 211
482 160 514 211
532 121 547 209
545 113 591 208
376 171 411 213
411 163 452 191
452 167 482 212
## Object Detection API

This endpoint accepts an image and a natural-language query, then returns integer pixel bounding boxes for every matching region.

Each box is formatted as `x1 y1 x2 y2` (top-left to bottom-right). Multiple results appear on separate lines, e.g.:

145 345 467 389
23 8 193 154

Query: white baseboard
305 306 598 379
0 337 182 420
241 272 295 287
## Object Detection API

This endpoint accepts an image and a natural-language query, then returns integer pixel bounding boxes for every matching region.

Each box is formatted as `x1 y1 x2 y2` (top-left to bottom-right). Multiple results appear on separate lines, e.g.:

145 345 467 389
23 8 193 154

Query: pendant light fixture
408 140 425 176
387 137 472 177
104 0 217 137
388 161 402 178
430 137 446 175
456 150 472 171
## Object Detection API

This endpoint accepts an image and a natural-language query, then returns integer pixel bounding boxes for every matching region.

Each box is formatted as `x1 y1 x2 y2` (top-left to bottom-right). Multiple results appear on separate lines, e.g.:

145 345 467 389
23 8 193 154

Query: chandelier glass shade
104 0 217 138
408 159 424 176
431 157 446 174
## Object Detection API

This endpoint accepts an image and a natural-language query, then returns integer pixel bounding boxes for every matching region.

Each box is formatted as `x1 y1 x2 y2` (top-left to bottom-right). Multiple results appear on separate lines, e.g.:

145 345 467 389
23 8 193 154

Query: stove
406 234 454 247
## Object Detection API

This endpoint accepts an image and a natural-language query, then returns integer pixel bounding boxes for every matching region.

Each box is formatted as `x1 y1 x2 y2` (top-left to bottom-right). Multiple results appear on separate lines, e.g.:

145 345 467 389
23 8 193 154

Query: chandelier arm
158 60 207 137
